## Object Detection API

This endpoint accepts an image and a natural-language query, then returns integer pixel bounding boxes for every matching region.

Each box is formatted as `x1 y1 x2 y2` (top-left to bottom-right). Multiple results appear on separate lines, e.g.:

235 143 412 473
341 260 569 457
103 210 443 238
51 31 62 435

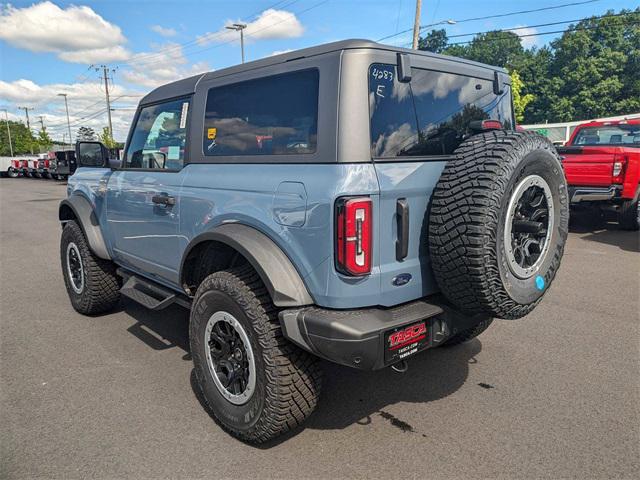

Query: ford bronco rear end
59 40 568 443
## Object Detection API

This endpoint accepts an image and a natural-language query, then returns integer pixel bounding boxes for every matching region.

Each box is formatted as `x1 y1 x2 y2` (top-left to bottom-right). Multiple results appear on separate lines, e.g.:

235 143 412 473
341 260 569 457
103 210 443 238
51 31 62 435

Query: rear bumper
279 296 489 370
569 185 621 203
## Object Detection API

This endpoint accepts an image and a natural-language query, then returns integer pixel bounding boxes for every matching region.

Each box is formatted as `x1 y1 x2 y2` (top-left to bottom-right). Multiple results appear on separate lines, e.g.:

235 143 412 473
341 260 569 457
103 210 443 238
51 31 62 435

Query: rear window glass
203 69 319 156
369 64 513 158
573 125 640 147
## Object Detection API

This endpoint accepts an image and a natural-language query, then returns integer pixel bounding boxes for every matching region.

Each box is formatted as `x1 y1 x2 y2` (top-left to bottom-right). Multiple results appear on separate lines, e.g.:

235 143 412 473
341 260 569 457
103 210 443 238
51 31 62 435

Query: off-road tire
60 220 120 314
444 318 494 347
428 131 569 320
618 189 639 231
190 266 322 444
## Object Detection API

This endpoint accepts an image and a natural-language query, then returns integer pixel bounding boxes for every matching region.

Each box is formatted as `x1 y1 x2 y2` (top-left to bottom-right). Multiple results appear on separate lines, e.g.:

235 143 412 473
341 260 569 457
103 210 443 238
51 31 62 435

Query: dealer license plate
384 321 429 364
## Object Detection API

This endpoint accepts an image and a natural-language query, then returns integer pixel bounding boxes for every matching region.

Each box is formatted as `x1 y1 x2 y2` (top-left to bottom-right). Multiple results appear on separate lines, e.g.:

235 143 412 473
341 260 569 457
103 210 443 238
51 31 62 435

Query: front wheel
7 167 19 178
189 266 322 443
60 221 121 314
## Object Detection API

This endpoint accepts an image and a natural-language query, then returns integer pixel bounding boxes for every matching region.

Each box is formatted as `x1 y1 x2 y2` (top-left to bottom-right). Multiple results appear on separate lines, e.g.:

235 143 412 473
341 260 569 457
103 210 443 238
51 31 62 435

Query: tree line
0 123 117 156
418 8 639 124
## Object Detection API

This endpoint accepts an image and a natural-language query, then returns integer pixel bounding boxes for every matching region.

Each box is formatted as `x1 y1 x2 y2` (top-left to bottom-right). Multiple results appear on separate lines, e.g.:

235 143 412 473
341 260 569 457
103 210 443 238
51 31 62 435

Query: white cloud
0 79 144 141
197 9 304 46
121 42 211 89
0 2 127 63
512 26 539 48
58 46 132 64
270 49 293 57
151 25 177 37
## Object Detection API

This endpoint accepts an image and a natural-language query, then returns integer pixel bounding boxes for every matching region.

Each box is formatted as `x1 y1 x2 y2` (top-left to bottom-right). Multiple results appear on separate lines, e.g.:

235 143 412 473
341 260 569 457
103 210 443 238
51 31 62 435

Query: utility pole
38 115 45 130
57 93 73 149
96 65 114 140
18 106 34 153
3 109 14 157
412 0 423 50
226 23 247 63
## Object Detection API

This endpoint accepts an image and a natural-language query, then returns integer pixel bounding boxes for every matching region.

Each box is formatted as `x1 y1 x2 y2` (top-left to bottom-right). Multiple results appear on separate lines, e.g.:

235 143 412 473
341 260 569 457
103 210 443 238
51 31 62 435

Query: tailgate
559 146 617 186
374 162 446 306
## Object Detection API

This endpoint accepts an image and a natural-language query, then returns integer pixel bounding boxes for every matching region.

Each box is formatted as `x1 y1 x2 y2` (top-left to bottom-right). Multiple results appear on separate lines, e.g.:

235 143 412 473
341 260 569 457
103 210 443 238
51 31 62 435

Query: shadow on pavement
569 210 639 253
120 297 481 447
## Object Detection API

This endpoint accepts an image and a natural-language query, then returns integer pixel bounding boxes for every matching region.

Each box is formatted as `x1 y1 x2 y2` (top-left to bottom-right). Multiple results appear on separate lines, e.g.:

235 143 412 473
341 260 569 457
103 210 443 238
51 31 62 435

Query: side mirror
76 141 109 168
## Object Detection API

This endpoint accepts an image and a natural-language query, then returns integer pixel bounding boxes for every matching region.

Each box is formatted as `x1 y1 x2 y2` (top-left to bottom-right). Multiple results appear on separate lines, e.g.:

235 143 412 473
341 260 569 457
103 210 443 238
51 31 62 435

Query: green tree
510 70 534 123
0 120 37 155
447 30 525 70
417 7 640 124
418 29 449 53
99 127 116 148
542 9 640 122
37 126 53 151
77 126 97 141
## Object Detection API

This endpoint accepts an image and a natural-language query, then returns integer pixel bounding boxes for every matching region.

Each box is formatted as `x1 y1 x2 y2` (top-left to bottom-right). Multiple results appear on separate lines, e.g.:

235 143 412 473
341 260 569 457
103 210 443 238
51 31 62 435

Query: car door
106 97 191 286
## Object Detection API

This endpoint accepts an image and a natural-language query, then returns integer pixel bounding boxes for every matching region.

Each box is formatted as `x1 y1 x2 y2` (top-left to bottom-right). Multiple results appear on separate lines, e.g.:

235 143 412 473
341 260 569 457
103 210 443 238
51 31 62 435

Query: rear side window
203 69 319 156
369 64 513 158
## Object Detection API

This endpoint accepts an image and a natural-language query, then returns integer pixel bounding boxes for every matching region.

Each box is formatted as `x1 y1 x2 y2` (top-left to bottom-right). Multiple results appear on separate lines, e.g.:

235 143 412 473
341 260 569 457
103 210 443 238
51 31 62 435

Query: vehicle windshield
573 125 640 147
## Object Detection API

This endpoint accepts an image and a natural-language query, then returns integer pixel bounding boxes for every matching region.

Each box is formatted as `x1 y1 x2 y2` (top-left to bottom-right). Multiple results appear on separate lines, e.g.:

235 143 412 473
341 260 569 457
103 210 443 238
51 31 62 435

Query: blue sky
0 0 634 141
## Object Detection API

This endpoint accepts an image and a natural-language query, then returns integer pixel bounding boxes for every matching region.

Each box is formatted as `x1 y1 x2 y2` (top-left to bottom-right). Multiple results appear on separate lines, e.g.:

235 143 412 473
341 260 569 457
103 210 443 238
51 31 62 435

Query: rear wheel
429 131 569 319
60 220 120 314
190 266 322 443
7 167 19 178
618 189 639 231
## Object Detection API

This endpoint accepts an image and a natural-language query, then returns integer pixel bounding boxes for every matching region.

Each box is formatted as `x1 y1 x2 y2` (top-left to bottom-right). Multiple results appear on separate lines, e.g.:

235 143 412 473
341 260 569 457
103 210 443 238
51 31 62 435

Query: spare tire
428 131 569 319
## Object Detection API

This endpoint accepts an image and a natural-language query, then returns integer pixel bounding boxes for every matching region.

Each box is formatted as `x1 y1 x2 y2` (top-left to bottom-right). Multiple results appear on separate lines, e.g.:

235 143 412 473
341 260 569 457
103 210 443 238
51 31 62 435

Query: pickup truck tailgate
559 146 618 186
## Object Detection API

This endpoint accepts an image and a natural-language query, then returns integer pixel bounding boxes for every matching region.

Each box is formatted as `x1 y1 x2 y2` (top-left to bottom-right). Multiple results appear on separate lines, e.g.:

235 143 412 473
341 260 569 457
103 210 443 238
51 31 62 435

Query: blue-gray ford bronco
59 40 569 443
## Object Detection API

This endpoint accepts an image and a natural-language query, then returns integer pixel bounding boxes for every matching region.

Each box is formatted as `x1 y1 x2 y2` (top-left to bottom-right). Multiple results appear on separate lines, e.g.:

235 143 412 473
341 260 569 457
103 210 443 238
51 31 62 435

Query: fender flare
59 196 111 260
180 223 314 307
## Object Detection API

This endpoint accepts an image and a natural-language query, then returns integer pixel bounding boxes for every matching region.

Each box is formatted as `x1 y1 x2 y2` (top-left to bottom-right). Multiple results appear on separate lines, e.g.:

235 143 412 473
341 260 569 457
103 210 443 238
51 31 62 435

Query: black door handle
152 193 176 206
396 198 409 261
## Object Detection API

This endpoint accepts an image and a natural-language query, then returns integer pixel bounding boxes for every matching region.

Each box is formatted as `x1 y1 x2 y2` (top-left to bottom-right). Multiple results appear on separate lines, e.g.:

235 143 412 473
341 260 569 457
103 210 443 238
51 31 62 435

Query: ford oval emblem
392 273 412 286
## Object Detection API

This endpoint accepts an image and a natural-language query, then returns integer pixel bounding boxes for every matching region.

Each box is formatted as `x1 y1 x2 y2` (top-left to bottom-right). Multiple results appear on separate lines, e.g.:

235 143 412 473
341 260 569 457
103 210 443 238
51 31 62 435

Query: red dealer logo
388 323 427 350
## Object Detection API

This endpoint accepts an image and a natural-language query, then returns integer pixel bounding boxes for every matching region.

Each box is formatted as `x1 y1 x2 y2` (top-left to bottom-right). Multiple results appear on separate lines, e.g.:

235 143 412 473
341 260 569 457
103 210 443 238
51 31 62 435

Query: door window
125 98 190 169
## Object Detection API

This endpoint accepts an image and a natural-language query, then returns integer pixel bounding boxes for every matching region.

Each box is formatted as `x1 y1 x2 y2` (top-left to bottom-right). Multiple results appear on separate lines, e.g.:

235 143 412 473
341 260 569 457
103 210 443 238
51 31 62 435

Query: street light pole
58 93 73 150
18 106 34 153
3 109 14 157
226 23 247 63
412 0 423 50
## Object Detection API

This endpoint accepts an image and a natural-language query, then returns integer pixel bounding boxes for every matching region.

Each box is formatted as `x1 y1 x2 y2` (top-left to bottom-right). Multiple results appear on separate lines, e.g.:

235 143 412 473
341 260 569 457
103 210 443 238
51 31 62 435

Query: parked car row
0 150 77 180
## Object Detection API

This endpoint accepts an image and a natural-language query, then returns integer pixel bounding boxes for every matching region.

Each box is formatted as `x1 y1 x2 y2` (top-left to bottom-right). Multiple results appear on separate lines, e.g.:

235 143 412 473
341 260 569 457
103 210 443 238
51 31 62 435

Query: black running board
117 269 191 311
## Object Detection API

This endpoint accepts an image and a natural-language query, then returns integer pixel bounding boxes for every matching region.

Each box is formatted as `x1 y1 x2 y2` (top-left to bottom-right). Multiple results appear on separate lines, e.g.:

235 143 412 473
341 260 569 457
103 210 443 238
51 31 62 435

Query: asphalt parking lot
1 178 638 479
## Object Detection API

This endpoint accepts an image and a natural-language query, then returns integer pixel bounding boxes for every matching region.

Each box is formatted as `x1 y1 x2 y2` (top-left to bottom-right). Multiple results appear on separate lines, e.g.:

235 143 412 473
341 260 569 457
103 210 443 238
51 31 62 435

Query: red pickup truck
559 119 639 230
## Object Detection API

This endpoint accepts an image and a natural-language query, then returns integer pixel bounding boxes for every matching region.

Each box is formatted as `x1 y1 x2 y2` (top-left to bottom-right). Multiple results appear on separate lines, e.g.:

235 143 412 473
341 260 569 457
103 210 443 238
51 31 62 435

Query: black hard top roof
140 39 505 105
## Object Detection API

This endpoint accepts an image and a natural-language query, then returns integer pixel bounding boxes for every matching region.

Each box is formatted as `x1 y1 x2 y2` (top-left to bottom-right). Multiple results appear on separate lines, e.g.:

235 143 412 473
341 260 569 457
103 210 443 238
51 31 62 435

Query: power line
112 0 303 68
448 20 640 46
447 11 637 39
378 0 602 42
122 0 326 71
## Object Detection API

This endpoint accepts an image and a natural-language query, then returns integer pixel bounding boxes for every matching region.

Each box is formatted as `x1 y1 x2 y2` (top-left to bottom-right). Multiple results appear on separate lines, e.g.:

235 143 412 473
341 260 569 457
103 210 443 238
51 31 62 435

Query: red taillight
612 154 627 183
335 197 372 276
469 119 503 132
480 120 503 130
